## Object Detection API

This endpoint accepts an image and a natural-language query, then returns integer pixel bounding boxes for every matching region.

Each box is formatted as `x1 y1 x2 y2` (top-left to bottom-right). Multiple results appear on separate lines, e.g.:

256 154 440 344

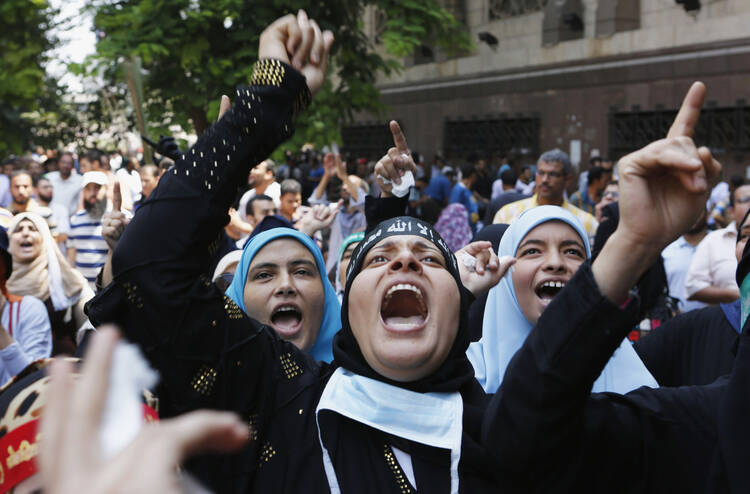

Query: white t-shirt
46 171 83 218
0 296 52 385
238 182 281 223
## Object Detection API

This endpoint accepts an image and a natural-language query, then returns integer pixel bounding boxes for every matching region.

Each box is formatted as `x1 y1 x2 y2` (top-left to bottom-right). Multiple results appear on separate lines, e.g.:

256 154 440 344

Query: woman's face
347 235 460 383
512 221 587 325
10 219 42 263
243 238 325 352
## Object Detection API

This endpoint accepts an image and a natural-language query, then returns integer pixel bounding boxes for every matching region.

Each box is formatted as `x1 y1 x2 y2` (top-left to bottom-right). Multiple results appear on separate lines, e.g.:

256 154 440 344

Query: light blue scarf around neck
467 205 658 393
225 227 341 362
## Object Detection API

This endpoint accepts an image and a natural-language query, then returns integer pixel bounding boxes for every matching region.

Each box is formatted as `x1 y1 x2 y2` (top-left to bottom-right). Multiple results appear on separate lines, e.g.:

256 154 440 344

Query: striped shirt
68 210 108 287
493 194 599 241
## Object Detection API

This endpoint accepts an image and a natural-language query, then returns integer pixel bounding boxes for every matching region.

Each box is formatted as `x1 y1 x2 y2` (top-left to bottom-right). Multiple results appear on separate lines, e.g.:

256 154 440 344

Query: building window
342 122 403 161
608 105 750 158
444 116 540 160
489 0 548 20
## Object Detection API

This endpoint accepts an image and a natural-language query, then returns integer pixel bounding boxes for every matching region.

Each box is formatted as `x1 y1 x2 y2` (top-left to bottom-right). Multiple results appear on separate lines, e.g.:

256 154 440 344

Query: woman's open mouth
534 280 566 306
380 283 428 332
270 304 303 338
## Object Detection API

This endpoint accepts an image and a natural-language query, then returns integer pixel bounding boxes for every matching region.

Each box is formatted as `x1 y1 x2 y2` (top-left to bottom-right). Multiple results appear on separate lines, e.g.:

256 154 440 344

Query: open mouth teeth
381 283 428 330
20 242 32 248
535 280 566 301
270 305 302 331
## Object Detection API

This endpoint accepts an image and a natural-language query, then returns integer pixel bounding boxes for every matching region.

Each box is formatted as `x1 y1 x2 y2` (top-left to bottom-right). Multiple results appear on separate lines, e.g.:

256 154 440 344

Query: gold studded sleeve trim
250 59 311 120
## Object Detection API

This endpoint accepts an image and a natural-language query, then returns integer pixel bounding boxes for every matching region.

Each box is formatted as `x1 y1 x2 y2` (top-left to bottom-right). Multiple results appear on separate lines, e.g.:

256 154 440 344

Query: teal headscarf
225 228 341 362
467 205 657 393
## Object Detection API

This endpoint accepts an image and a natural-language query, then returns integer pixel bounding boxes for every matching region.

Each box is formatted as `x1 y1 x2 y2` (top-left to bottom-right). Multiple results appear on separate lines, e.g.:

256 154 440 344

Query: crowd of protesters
0 10 749 494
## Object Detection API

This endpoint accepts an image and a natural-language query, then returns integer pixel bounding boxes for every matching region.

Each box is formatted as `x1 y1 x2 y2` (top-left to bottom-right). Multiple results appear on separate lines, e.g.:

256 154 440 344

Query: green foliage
81 0 472 151
0 0 59 155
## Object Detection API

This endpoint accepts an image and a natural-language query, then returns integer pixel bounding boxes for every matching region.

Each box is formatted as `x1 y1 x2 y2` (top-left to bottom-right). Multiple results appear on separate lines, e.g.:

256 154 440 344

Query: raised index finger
390 120 409 153
667 81 706 139
113 180 122 212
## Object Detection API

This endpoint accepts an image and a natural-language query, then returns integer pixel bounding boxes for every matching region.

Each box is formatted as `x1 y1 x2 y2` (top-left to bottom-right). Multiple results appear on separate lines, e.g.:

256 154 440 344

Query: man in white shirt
662 209 708 313
237 160 280 224
685 184 750 304
45 151 82 218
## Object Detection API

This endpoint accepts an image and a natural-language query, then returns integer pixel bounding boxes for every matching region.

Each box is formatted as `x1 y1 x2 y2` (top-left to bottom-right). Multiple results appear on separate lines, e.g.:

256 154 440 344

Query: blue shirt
424 175 452 203
449 182 478 228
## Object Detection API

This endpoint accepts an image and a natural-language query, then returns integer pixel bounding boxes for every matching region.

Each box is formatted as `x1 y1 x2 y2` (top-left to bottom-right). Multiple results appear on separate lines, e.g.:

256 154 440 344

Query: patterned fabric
434 204 473 252
68 210 108 287
492 194 598 241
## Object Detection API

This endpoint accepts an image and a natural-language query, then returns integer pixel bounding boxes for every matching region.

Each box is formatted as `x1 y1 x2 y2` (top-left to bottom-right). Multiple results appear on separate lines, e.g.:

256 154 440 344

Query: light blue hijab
225 228 341 362
467 205 657 393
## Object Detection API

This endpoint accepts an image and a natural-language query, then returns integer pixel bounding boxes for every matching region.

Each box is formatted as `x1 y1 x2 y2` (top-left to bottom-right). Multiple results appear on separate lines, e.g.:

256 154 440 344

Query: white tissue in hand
99 342 159 459
458 251 477 272
378 170 415 198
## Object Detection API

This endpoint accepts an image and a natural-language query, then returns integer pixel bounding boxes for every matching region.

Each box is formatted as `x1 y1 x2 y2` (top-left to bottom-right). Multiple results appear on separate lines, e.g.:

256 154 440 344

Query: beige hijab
7 212 87 310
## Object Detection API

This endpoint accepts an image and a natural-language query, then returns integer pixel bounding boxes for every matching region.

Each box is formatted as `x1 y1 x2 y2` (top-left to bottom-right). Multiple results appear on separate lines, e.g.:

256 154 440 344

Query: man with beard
9 171 58 239
35 176 70 249
67 172 110 289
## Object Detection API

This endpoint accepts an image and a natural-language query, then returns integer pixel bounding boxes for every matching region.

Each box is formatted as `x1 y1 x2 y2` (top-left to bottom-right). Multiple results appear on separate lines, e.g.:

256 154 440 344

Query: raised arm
482 82 723 491
87 12 333 404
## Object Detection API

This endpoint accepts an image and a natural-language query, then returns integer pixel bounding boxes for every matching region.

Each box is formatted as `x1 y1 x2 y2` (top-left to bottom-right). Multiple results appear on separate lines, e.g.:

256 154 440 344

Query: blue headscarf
225 227 341 362
467 205 657 393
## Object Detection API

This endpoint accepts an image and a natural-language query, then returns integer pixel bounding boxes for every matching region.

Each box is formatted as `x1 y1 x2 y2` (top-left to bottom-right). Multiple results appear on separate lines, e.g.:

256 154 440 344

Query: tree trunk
189 106 210 136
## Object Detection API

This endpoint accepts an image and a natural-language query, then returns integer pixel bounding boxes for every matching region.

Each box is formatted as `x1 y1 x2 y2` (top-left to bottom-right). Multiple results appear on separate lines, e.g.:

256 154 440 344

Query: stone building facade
344 0 750 177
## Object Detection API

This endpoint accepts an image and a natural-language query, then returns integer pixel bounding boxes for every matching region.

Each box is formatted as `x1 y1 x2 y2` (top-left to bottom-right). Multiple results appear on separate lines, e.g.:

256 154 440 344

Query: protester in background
470 155 492 208
67 172 110 289
36 176 70 249
450 163 479 231
593 181 618 223
46 151 82 218
237 159 280 224
494 149 598 241
135 164 160 209
0 228 52 385
0 159 14 208
9 170 59 237
685 183 750 304
569 166 607 215
662 208 709 313
279 178 303 222
8 212 92 355
577 156 614 197
116 155 142 205
423 165 454 206
311 152 366 275
515 164 535 195
334 232 363 301
434 203 473 252
485 168 528 225
79 151 133 212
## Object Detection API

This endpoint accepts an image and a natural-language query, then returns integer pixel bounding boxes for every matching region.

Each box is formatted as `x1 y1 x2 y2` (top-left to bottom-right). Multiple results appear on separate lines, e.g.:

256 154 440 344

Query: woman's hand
40 328 249 494
258 10 334 96
593 82 722 304
374 121 417 197
456 241 515 297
